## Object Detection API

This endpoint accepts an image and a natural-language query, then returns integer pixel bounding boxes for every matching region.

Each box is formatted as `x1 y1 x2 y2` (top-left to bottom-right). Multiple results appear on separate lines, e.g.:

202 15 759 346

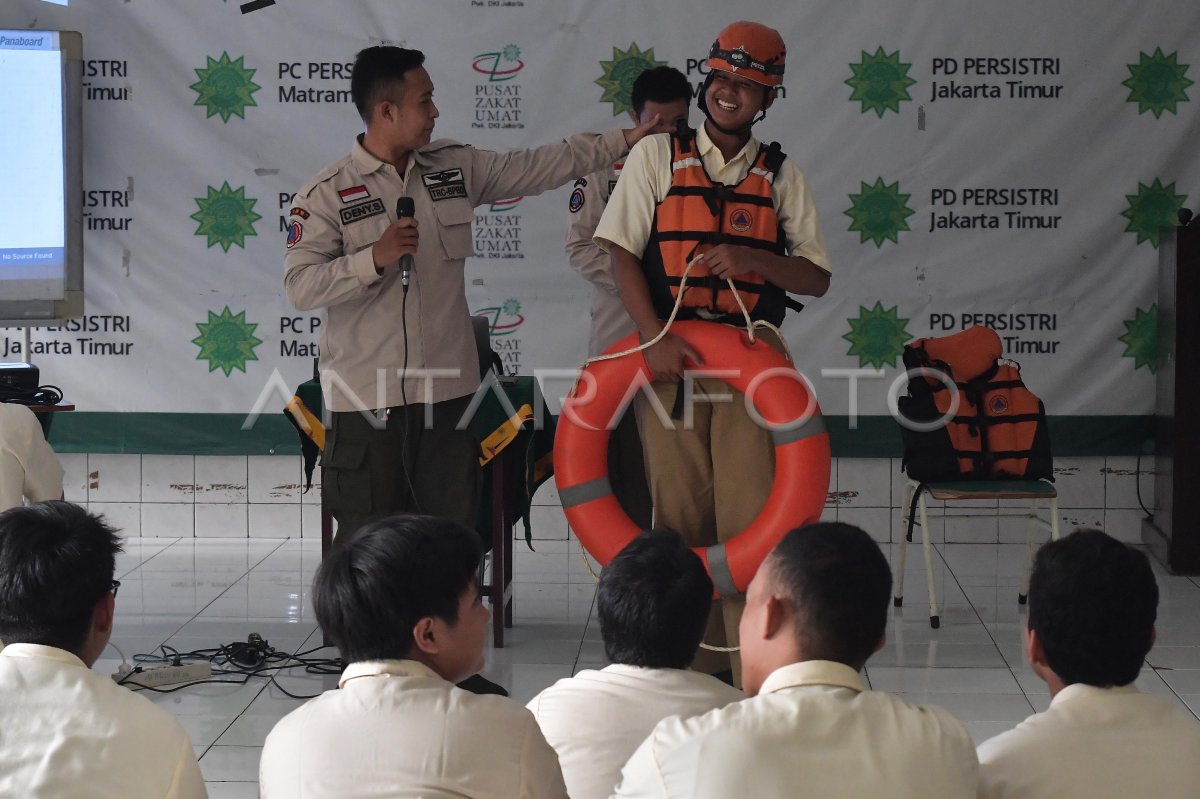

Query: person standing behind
612 523 978 799
527 529 741 799
260 514 567 799
284 46 659 541
0 502 206 798
565 66 692 531
976 529 1200 799
0 402 63 511
593 22 831 681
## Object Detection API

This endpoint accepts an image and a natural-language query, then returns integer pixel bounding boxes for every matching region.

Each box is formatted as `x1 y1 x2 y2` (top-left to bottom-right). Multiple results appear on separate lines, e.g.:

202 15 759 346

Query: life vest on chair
642 127 793 326
898 326 1053 482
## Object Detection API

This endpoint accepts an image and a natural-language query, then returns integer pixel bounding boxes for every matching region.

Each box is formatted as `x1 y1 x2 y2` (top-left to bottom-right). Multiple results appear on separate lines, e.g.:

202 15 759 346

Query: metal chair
894 479 1060 628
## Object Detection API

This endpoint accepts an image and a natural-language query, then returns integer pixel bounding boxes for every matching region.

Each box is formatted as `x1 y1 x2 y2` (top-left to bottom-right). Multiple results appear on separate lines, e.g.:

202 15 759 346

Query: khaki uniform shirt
593 124 830 278
565 162 636 356
612 660 978 799
285 130 628 412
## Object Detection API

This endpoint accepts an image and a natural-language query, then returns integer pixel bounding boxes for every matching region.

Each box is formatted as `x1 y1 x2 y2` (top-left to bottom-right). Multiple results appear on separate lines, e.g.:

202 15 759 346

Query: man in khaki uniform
565 66 692 531
285 46 657 541
593 23 830 682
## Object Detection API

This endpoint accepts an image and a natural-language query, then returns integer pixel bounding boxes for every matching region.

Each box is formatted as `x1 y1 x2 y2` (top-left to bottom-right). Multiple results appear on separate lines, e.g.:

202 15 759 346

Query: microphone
396 197 415 287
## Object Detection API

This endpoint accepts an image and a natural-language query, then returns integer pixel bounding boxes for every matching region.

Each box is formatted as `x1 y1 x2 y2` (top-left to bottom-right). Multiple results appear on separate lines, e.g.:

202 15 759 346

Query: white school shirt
527 663 742 799
0 643 206 799
612 659 978 799
260 658 568 799
0 402 63 511
976 682 1200 799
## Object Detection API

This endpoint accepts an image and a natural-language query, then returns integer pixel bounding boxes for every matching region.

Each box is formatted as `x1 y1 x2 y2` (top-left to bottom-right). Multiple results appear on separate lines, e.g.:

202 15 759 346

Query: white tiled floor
93 532 1200 796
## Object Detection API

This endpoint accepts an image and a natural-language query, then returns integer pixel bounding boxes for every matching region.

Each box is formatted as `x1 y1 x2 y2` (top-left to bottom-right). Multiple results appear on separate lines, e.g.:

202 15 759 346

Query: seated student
976 529 1200 799
0 502 206 798
527 529 742 799
0 402 64 512
613 522 978 799
260 513 567 799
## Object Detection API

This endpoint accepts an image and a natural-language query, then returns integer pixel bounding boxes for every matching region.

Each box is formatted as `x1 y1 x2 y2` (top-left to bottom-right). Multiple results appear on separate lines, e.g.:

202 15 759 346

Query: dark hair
1028 529 1157 687
313 513 482 663
596 529 713 669
630 66 692 116
0 502 123 654
350 46 427 123
769 523 892 670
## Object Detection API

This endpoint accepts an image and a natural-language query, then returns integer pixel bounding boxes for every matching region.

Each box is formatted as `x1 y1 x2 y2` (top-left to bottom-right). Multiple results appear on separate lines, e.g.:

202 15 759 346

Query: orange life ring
554 321 831 597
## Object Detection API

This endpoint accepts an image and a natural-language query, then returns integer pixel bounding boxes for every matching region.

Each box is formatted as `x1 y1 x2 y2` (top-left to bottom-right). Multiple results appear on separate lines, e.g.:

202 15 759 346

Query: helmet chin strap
697 72 769 138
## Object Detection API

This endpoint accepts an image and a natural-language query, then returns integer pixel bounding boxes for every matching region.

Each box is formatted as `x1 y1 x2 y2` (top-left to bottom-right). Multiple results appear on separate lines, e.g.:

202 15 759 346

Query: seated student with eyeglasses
0 501 206 798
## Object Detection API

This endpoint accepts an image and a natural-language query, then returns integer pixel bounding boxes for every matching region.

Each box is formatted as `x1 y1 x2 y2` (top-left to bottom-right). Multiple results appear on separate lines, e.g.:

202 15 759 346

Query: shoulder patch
572 177 588 188
286 221 303 249
288 207 310 219
568 186 586 213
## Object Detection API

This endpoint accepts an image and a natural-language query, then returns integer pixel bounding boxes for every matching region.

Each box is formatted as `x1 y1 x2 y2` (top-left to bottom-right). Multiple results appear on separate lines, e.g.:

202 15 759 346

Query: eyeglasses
110 579 121 598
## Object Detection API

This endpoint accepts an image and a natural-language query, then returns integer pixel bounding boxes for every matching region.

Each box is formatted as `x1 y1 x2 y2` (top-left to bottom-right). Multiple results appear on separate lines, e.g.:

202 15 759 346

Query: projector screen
0 30 83 323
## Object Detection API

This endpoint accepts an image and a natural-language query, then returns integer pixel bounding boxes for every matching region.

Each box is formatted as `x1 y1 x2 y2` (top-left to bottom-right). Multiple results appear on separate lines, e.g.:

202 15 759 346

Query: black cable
398 281 421 511
1136 450 1153 519
0 384 63 405
119 639 345 699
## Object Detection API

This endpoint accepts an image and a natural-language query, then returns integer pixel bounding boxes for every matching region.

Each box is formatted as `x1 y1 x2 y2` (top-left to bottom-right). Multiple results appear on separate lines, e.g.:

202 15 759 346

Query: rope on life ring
554 320 831 600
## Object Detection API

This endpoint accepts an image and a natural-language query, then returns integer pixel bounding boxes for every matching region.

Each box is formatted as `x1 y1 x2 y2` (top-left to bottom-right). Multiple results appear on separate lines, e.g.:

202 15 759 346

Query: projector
0 362 39 391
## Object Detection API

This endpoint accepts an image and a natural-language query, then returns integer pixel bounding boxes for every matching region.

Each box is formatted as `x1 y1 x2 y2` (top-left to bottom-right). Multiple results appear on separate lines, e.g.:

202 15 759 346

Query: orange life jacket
642 128 794 326
898 326 1053 481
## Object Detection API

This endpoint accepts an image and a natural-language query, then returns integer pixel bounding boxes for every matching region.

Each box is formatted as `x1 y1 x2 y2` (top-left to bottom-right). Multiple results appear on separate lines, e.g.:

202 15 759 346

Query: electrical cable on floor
118 638 344 700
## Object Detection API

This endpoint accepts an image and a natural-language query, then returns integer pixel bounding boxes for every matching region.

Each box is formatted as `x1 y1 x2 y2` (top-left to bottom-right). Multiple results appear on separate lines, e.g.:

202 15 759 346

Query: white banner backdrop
1 0 1197 428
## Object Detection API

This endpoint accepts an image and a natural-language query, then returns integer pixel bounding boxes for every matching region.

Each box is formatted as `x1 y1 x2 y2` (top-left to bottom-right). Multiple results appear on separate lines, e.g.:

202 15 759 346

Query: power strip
113 662 212 688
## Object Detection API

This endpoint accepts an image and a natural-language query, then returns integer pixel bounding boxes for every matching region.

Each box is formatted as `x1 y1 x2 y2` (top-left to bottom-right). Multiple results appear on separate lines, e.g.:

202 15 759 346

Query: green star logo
190 52 261 122
191 181 262 252
1121 178 1187 248
846 47 917 117
596 42 669 116
843 302 913 369
845 177 916 247
191 307 263 377
1118 305 1160 374
502 298 522 316
1122 48 1193 118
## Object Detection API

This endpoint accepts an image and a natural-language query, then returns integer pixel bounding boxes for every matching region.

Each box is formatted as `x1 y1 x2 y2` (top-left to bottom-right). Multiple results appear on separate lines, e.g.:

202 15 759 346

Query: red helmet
704 21 786 88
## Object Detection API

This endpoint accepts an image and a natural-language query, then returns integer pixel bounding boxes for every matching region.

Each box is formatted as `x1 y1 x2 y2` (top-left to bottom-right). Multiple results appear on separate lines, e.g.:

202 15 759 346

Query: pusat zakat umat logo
842 302 913 370
1119 305 1161 374
1123 48 1193 118
489 196 523 213
474 298 525 336
192 307 263 377
1121 178 1187 248
846 47 917 117
845 177 916 248
190 52 261 122
191 182 262 252
473 45 524 82
596 42 668 116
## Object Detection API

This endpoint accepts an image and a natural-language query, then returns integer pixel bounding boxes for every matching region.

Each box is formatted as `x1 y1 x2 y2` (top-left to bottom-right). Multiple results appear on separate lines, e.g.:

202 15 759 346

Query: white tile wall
66 455 1155 546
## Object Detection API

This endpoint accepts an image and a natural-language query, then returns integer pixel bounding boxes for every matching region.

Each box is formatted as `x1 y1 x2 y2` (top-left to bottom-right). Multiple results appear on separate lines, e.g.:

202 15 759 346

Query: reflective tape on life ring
554 321 831 598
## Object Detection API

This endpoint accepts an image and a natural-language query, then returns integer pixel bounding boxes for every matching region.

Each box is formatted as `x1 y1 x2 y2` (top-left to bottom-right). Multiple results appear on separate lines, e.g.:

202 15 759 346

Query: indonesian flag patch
338 185 370 204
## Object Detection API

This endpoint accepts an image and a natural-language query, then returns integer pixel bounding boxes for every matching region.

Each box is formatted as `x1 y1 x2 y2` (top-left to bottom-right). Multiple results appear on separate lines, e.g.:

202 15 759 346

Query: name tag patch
339 198 386 225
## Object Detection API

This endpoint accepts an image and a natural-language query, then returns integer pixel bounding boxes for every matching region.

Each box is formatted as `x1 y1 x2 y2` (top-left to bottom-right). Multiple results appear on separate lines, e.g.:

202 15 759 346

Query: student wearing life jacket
593 21 831 683
565 66 692 532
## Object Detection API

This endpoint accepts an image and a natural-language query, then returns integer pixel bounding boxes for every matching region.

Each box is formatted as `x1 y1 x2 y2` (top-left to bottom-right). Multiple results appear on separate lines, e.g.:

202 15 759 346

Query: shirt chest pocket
342 212 391 256
432 199 476 261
